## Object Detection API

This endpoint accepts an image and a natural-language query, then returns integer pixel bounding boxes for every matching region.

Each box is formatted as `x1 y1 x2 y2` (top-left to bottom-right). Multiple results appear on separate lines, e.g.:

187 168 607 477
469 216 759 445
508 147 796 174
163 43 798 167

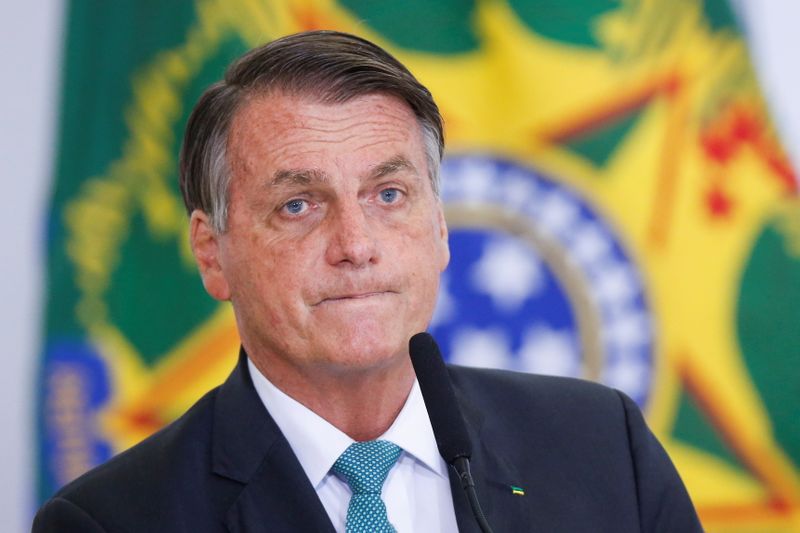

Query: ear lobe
189 210 231 301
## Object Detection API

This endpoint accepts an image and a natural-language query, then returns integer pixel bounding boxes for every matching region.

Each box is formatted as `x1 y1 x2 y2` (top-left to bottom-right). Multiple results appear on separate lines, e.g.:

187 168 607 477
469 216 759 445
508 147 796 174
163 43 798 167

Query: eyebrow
270 168 329 187
268 155 417 188
370 155 417 179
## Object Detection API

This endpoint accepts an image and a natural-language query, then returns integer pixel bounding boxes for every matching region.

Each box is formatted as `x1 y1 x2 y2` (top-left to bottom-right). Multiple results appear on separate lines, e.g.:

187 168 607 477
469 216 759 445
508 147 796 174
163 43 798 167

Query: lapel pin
510 485 525 496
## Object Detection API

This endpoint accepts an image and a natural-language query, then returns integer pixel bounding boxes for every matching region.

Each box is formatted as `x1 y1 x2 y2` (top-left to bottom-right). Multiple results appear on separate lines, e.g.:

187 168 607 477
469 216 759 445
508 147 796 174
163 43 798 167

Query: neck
249 350 415 441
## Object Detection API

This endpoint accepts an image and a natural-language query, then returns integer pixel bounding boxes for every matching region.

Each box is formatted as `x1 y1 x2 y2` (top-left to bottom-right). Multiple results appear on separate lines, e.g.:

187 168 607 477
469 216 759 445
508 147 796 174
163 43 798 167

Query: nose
324 201 379 268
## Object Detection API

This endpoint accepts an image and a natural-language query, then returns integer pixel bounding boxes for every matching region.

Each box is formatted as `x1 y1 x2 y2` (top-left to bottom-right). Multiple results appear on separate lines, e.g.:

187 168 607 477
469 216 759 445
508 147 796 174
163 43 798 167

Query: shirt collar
380 380 448 479
247 358 449 488
247 358 352 488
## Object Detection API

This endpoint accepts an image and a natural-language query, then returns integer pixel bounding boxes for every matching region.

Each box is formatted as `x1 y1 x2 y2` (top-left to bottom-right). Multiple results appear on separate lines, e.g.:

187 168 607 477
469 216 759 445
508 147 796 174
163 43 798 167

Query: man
34 31 702 532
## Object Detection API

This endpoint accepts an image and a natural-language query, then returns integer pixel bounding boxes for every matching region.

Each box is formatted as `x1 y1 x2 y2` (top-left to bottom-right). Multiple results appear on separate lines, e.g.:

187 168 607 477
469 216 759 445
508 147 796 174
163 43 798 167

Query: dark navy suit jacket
34 352 702 532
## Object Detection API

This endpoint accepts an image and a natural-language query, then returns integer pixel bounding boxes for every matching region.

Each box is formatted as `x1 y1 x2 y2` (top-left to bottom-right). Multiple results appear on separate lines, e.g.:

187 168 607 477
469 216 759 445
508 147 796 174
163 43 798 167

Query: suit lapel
223 439 336 533
213 351 336 533
211 354 532 532
448 368 531 533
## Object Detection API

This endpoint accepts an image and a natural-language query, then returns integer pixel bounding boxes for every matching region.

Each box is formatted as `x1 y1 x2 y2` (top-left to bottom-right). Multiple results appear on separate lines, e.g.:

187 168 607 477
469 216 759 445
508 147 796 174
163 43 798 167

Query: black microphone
409 332 494 533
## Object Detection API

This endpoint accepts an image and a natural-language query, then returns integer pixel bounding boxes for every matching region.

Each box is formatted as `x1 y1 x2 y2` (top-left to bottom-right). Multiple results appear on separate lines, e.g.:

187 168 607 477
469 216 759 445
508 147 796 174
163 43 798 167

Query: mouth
314 291 396 306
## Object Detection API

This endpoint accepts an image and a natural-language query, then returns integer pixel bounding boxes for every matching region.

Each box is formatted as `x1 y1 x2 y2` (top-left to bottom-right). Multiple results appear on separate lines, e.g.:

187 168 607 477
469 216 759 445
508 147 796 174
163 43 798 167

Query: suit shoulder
33 496 107 533
43 387 224 524
447 364 625 413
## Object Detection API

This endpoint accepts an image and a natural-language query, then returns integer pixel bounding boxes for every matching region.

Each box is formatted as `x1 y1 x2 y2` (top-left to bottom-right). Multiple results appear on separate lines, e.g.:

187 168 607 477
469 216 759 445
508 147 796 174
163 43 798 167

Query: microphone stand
452 456 494 533
409 332 495 533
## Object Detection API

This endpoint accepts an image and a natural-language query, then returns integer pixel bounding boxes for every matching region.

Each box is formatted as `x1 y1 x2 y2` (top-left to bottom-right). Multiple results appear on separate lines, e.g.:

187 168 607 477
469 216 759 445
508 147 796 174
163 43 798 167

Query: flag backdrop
39 1 800 531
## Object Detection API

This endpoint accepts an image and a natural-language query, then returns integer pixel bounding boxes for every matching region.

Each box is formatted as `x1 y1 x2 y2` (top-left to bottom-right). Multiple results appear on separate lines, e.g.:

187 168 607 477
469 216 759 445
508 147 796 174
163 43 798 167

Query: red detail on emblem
701 130 737 163
700 102 798 193
731 107 761 143
706 185 734 218
698 498 794 525
663 75 682 98
119 408 165 437
759 140 798 192
541 73 681 143
290 5 333 31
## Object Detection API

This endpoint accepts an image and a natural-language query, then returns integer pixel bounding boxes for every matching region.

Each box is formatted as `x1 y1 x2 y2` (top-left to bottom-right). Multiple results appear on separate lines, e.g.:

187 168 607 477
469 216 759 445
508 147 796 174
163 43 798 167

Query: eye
378 188 402 204
283 198 308 215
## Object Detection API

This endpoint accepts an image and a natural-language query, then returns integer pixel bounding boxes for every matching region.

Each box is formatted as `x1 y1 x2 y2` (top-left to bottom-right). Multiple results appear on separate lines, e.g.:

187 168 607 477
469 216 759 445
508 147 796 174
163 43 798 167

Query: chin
319 325 408 372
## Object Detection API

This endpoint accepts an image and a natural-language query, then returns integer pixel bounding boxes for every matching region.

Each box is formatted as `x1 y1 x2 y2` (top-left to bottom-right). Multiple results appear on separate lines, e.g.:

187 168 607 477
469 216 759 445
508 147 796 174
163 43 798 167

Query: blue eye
284 199 307 215
379 188 400 204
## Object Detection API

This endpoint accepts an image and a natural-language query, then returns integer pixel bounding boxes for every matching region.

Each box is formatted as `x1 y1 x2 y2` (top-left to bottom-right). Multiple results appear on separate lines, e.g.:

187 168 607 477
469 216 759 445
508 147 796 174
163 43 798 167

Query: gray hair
179 30 444 233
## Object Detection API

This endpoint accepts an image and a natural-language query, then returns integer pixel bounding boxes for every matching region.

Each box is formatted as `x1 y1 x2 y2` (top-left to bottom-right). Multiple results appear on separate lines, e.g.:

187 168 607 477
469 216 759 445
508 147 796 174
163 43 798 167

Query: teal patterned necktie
332 440 402 533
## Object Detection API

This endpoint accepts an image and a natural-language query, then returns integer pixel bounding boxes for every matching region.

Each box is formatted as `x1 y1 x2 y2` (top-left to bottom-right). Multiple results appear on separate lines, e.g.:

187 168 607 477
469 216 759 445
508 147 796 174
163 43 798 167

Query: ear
434 201 450 272
189 210 231 301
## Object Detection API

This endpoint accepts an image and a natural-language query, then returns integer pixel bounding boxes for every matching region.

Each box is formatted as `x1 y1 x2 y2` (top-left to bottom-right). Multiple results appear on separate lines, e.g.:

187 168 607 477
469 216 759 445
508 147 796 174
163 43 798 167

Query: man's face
191 92 449 379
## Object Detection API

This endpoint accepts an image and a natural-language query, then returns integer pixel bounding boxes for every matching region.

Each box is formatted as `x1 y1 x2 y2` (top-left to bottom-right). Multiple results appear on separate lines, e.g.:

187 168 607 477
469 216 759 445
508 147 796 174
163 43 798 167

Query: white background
1 2 797 531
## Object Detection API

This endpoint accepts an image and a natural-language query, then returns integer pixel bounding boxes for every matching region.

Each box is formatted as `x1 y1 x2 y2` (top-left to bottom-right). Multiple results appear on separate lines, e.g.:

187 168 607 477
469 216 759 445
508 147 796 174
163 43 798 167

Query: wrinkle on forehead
269 115 413 157
227 92 422 183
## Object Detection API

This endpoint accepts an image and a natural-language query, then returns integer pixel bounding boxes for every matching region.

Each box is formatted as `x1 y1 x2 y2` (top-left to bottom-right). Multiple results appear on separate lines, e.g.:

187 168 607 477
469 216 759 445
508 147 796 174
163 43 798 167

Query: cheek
255 239 322 313
225 235 298 303
399 214 446 260
393 221 446 293
243 264 307 332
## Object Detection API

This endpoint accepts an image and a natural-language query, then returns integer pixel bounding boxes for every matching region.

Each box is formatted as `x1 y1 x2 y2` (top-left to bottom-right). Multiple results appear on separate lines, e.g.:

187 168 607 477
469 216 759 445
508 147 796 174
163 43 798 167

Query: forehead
226 91 425 175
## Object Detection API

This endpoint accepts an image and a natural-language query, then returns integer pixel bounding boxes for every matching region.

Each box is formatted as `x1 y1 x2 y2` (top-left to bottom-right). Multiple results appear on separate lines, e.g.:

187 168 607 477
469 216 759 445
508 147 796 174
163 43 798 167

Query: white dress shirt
247 358 459 532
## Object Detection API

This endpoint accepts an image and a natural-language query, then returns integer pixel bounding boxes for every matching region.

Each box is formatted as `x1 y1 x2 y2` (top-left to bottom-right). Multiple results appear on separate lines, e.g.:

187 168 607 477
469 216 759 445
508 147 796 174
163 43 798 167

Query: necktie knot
332 440 402 494
331 440 402 532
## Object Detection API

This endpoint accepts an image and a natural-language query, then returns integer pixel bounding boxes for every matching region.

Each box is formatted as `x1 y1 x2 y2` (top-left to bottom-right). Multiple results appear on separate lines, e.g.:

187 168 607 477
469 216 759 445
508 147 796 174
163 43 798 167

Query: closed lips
315 290 396 304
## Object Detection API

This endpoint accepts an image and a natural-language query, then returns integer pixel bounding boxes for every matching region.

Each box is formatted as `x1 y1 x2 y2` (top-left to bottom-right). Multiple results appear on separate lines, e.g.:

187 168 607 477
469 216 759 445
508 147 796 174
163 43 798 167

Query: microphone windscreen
409 332 472 463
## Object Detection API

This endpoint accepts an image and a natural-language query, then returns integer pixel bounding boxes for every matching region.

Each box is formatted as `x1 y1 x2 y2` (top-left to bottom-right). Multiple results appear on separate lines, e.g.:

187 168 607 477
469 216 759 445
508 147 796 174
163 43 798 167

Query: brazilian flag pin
510 485 525 496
